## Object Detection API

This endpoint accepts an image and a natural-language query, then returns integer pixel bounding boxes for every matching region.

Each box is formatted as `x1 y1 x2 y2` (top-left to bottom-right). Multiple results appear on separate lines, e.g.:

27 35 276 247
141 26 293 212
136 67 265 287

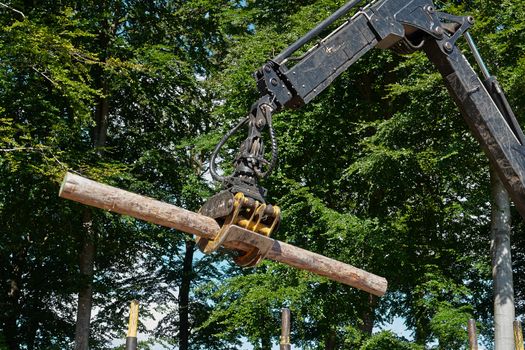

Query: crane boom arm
206 0 525 232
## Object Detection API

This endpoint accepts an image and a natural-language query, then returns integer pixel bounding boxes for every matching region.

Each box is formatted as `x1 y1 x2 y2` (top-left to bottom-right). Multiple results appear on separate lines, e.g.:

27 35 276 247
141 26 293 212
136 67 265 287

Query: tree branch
0 2 25 19
32 66 57 86
0 147 39 152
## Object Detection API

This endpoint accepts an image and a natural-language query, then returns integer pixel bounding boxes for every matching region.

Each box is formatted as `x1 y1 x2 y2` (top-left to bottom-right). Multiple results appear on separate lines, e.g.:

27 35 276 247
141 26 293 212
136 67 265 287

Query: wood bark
74 209 96 350
59 172 388 296
491 169 515 350
178 240 194 350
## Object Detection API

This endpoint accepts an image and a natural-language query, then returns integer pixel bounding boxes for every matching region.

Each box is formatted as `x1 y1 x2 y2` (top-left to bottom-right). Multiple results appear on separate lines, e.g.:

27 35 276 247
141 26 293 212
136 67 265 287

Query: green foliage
360 331 423 350
1 0 524 349
429 304 472 349
0 0 226 348
199 263 309 348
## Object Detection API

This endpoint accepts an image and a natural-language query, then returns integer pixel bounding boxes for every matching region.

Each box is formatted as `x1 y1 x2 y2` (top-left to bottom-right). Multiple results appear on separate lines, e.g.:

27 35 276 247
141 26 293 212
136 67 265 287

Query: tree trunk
178 240 195 350
5 273 20 350
4 248 27 350
325 330 337 350
26 318 37 350
261 336 271 350
73 13 110 344
74 209 96 350
358 294 375 335
491 169 515 350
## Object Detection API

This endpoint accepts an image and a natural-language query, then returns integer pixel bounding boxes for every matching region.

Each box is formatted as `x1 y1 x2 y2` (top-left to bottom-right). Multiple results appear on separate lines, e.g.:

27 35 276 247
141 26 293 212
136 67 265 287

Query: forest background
1 0 525 349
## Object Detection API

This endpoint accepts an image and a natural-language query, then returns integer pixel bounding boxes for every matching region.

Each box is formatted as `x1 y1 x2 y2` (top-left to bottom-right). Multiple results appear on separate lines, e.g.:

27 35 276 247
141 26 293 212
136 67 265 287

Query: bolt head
434 26 443 35
270 78 278 86
467 16 475 24
444 41 453 52
264 65 271 73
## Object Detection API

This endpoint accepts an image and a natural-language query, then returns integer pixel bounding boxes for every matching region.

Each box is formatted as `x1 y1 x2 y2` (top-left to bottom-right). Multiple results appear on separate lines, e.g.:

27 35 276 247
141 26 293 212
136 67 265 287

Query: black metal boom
209 0 525 220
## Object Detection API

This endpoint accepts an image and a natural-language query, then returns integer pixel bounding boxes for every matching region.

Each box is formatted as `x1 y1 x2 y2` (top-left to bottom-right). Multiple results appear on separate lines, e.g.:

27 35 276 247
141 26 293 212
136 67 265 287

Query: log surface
60 172 218 239
60 172 387 296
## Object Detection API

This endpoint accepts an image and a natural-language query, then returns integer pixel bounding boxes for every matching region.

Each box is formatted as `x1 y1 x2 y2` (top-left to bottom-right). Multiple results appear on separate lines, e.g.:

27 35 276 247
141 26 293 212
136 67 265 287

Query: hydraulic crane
199 0 525 266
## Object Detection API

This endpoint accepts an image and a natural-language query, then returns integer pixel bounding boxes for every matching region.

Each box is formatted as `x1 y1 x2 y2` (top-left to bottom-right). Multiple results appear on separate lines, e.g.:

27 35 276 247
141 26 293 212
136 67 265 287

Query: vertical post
280 308 291 350
126 300 139 350
468 319 479 350
491 171 515 350
514 320 524 350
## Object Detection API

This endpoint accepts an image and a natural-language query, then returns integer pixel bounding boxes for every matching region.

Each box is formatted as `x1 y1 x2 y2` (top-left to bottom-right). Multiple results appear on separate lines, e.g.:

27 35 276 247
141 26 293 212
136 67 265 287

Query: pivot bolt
264 65 272 73
434 26 443 35
443 41 453 52
270 78 278 86
467 16 475 25
425 5 435 14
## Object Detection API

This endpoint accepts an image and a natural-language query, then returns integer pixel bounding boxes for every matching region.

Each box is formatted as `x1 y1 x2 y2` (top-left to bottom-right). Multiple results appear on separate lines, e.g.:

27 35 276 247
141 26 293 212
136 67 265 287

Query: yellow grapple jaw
198 192 280 267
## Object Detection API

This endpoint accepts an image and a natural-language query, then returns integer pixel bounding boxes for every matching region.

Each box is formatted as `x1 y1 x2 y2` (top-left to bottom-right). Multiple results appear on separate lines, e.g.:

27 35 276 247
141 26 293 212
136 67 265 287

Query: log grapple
199 96 281 266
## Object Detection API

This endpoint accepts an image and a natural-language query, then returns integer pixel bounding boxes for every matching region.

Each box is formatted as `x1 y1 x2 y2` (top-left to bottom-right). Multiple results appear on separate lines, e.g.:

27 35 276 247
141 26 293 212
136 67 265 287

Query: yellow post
126 300 139 350
514 320 524 350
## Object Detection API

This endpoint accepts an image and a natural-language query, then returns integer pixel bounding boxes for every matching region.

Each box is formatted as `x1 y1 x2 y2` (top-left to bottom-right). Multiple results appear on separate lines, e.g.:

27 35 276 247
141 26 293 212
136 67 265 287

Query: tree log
59 172 387 296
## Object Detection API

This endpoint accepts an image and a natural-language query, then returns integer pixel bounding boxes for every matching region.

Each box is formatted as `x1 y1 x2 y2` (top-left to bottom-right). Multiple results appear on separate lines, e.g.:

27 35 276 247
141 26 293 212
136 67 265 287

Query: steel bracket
197 224 275 267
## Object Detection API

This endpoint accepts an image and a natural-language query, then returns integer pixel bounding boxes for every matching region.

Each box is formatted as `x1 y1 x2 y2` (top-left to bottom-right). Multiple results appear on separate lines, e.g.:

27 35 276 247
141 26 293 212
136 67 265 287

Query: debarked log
59 172 387 296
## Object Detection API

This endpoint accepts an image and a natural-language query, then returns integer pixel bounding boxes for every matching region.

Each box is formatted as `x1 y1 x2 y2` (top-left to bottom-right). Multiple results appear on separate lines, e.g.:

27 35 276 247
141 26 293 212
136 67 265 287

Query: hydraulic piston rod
273 0 364 64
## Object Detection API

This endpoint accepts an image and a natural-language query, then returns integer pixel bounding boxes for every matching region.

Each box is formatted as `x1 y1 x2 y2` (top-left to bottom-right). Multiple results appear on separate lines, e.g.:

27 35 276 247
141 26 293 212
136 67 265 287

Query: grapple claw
198 192 281 267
